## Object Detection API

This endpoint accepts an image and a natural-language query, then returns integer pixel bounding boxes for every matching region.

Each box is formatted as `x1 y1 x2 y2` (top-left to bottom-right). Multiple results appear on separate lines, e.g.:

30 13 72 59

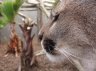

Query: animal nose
43 38 56 54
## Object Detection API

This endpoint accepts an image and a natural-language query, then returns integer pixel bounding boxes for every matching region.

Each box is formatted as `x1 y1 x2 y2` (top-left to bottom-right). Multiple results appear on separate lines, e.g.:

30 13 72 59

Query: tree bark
18 24 36 71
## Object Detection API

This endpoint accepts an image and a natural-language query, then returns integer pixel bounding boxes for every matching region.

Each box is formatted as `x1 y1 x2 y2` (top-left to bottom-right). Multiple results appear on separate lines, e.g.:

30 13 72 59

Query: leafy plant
0 0 24 28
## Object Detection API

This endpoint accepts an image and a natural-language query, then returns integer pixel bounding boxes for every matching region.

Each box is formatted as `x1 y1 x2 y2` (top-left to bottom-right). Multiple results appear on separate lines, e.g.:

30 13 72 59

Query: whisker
56 48 75 66
62 49 82 60
55 47 84 60
59 49 84 71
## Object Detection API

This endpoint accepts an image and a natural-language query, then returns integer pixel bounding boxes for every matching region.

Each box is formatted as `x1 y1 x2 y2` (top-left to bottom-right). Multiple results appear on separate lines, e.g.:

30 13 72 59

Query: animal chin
45 51 65 63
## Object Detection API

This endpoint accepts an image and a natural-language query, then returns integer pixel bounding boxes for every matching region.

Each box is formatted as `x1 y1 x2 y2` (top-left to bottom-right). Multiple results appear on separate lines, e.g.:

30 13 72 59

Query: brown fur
39 0 96 71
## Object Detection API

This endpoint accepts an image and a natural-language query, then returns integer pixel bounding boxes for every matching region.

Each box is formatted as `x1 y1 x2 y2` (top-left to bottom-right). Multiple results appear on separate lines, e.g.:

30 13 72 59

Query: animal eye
52 13 60 22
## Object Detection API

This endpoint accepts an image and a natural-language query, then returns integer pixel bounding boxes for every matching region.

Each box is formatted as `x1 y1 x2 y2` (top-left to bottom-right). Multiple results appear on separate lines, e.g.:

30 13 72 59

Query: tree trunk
20 39 35 71
18 24 36 71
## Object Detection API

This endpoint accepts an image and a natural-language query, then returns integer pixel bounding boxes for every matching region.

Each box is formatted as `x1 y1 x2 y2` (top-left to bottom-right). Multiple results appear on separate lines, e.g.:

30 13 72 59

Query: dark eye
53 13 60 22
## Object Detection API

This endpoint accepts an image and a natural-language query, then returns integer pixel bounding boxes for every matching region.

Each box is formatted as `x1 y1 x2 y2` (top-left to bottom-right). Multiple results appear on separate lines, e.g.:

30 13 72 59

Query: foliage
0 0 24 28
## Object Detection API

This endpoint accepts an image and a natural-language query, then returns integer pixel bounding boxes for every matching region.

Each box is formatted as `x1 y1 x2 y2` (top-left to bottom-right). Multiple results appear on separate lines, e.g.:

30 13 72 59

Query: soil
0 37 77 71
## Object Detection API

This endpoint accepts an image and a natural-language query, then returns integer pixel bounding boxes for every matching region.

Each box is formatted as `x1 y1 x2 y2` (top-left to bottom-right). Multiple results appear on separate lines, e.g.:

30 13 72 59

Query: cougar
38 0 96 71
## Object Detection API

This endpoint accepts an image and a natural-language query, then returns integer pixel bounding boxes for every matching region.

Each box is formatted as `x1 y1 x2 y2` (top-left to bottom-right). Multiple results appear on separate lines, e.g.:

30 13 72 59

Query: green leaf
0 18 7 28
1 0 15 22
0 0 25 28
14 0 24 11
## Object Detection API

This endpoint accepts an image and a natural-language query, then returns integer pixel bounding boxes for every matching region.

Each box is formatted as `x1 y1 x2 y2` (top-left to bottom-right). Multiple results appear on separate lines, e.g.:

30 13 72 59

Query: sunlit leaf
1 0 15 22
0 0 25 28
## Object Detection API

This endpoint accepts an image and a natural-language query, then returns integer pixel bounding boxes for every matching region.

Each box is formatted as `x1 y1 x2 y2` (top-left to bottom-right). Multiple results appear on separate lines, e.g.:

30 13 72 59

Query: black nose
43 38 56 54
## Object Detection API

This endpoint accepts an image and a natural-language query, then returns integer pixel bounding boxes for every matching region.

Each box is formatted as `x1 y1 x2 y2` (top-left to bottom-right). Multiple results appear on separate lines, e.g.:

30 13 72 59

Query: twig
35 49 45 56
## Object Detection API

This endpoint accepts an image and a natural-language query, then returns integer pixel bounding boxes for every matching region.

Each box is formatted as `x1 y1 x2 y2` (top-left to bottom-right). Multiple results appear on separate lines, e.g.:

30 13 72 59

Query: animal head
38 0 96 67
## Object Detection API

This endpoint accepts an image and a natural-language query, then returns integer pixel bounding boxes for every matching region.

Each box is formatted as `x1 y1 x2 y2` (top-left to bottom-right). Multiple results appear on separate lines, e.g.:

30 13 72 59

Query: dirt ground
0 37 77 71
